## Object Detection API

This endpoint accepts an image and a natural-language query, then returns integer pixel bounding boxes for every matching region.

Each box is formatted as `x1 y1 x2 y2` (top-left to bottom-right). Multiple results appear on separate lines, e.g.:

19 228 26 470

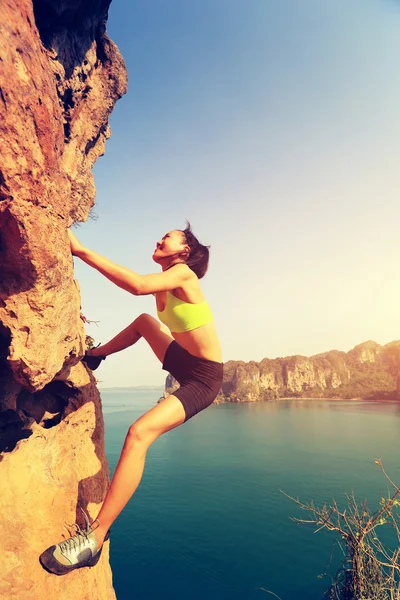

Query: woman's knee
125 420 151 449
133 313 163 337
133 313 153 329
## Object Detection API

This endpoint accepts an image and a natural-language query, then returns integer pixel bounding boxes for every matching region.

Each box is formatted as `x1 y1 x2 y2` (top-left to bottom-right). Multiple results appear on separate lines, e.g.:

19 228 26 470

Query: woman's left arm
68 230 191 295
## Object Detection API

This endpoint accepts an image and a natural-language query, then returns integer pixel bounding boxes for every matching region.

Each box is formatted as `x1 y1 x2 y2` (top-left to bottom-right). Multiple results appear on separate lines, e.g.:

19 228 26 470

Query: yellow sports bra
157 292 213 333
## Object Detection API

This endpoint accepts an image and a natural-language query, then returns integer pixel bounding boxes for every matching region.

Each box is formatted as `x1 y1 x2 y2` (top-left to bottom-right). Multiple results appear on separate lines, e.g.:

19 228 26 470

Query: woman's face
152 230 189 264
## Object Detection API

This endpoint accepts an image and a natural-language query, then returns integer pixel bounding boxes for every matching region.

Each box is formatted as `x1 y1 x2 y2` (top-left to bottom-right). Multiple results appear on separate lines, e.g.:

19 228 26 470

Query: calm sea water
100 389 400 600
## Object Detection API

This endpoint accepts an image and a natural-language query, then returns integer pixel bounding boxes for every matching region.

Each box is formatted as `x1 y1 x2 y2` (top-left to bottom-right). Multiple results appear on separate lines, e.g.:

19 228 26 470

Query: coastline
213 396 399 404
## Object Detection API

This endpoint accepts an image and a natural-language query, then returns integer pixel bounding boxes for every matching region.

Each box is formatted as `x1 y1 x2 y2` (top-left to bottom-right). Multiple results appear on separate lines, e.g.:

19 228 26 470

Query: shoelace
59 508 95 555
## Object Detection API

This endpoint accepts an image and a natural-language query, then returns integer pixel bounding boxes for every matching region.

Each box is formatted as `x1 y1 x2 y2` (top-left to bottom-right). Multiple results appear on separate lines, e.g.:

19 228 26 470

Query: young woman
40 223 223 575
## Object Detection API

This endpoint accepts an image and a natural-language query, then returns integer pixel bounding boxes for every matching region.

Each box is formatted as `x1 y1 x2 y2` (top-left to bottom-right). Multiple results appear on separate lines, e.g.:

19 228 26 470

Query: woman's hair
180 221 210 279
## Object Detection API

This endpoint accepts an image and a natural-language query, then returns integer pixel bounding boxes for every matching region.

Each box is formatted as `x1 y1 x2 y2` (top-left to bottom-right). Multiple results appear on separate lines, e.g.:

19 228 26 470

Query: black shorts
162 341 223 422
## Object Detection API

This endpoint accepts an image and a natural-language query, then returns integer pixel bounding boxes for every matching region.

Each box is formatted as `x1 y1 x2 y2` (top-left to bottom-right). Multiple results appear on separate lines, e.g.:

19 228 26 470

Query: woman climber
39 222 223 575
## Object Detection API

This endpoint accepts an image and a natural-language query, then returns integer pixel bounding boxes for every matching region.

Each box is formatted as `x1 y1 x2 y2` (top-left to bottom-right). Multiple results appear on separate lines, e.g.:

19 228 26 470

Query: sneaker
82 353 106 371
39 509 110 576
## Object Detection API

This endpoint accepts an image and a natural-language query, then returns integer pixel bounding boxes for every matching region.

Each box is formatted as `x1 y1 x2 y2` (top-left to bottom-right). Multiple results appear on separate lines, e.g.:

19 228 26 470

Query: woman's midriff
172 322 222 363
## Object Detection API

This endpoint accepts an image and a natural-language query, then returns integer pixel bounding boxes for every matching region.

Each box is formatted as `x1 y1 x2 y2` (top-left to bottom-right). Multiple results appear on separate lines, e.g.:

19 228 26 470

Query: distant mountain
162 341 400 403
220 341 400 402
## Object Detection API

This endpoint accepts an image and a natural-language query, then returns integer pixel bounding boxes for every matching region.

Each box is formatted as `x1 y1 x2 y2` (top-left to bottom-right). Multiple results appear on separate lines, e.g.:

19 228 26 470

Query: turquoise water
101 390 400 600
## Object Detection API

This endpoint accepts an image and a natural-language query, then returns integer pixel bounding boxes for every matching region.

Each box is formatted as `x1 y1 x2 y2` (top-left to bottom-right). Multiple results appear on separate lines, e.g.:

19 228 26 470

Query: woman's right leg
91 313 173 363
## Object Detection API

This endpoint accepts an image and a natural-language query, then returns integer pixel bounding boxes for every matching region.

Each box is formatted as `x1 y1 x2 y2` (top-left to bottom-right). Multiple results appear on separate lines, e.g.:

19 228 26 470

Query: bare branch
284 461 400 599
256 589 282 600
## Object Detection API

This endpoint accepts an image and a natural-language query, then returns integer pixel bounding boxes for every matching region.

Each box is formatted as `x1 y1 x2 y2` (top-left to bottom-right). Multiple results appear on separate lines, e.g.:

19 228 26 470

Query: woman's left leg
39 393 186 575
92 393 186 548
90 313 173 361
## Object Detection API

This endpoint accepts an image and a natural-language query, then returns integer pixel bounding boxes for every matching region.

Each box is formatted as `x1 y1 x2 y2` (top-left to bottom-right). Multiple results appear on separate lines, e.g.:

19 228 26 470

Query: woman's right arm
68 230 192 296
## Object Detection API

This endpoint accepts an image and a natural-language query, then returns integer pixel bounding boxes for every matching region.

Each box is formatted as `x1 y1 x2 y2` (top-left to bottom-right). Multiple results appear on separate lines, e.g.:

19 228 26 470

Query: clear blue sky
73 0 400 387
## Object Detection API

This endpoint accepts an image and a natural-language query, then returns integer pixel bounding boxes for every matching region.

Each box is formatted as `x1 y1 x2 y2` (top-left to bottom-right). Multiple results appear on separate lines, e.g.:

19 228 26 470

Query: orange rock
0 1 127 596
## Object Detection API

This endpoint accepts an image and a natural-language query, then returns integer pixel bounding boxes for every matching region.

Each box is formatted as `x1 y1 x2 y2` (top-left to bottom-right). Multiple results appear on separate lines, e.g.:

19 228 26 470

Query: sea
100 388 400 600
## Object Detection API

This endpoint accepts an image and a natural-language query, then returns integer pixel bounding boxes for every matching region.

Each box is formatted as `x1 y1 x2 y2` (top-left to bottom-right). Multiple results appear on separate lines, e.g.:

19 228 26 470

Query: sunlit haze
73 0 400 387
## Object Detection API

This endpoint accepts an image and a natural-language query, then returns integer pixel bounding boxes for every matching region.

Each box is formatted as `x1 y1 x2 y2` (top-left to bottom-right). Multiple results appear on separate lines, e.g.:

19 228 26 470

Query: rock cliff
0 1 127 598
219 341 400 402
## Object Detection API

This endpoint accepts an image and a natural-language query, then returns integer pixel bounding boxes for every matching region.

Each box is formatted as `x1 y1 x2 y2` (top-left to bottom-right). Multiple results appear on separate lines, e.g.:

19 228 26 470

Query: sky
73 0 400 387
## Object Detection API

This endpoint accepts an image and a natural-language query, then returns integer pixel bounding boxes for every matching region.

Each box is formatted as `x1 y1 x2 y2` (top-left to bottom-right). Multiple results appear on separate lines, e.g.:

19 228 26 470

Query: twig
256 588 282 600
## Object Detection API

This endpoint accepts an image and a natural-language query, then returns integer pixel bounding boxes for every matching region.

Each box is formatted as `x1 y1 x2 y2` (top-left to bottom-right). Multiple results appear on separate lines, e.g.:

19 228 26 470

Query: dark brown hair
180 221 210 279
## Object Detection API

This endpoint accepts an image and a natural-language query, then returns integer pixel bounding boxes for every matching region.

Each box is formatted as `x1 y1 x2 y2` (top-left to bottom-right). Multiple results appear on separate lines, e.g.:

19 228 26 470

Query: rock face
0 1 127 598
219 341 400 402
163 373 180 397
